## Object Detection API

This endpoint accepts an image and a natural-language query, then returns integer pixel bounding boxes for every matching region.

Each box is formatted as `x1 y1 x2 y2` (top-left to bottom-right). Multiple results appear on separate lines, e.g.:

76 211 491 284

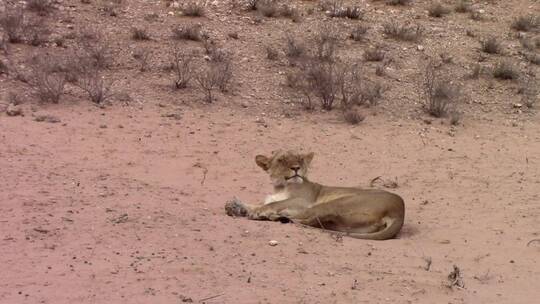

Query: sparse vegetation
265 45 278 60
171 48 194 89
481 37 502 54
511 15 539 32
454 0 472 13
386 0 412 5
364 46 385 62
349 25 369 42
26 0 54 16
76 69 114 104
327 6 363 20
131 27 150 40
520 36 540 50
0 8 26 43
525 53 540 65
284 35 306 64
383 21 423 42
172 24 204 41
428 3 451 18
133 48 152 72
493 60 519 80
423 61 461 117
343 108 364 125
520 75 538 109
256 0 280 17
28 55 67 103
181 1 205 17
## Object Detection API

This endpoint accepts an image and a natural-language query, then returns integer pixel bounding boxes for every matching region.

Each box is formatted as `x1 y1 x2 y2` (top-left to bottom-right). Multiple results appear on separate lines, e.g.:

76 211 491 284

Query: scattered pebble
268 240 278 246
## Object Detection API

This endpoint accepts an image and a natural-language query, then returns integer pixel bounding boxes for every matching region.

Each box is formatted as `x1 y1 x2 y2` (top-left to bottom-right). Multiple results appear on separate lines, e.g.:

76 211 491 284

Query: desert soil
1 0 540 303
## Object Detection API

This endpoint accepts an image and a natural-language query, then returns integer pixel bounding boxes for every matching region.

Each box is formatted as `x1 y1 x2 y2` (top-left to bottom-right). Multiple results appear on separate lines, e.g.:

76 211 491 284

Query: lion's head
255 150 315 187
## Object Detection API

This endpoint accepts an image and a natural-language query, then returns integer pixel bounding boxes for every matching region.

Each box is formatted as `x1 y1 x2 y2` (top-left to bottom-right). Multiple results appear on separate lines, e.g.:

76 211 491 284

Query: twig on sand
446 265 465 289
527 239 540 247
199 293 224 302
315 216 326 230
193 162 208 185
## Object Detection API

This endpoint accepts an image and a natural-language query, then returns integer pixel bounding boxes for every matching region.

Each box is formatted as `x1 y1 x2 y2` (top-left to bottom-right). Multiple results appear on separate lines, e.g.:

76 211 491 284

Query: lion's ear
303 152 315 165
255 155 270 171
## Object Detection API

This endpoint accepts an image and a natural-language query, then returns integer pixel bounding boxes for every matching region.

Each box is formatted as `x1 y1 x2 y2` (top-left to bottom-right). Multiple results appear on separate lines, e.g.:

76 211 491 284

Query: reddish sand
1 104 539 304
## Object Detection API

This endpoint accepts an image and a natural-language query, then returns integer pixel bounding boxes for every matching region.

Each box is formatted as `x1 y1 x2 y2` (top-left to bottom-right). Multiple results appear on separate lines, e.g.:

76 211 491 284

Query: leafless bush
77 69 114 104
454 0 472 13
280 5 300 22
468 63 484 79
299 59 342 110
525 53 540 65
26 18 51 46
343 108 364 125
181 1 205 16
195 65 220 103
28 55 67 103
386 0 412 5
131 27 150 40
79 37 112 70
493 60 519 80
481 36 502 54
428 3 451 18
0 8 26 43
511 15 539 32
171 48 194 89
423 61 461 117
520 36 540 50
26 0 54 16
383 21 423 42
328 6 363 19
210 53 233 92
172 24 203 41
364 46 385 62
133 48 152 72
349 25 368 41
520 75 538 108
359 81 384 106
284 35 306 64
256 0 279 17
265 45 278 60
313 29 338 62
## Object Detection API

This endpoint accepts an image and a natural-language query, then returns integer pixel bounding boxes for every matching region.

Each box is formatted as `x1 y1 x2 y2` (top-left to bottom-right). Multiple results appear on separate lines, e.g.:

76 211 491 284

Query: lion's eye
278 158 286 164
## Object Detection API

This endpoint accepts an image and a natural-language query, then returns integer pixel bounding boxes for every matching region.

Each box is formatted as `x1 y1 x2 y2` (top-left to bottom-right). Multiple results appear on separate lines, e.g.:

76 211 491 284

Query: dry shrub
265 45 278 60
454 0 472 13
181 1 205 16
76 69 114 104
28 55 67 103
350 25 368 41
195 49 233 102
256 0 279 17
364 46 385 62
386 0 411 5
493 60 519 80
519 36 540 50
423 61 461 117
26 0 54 16
525 53 540 65
383 21 423 42
284 35 306 64
131 27 150 40
302 59 341 110
172 24 203 41
511 15 539 32
428 3 451 18
313 29 338 62
26 18 51 46
133 48 152 72
171 48 194 89
343 108 364 125
0 8 26 43
520 75 538 108
280 5 301 22
481 36 502 54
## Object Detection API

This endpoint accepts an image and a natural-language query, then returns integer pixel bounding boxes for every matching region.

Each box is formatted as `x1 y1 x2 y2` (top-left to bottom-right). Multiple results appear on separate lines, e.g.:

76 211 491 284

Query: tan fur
247 150 405 240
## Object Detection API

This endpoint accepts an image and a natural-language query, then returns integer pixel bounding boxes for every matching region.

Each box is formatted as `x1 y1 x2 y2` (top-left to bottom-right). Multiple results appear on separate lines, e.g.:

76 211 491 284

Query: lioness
226 150 405 240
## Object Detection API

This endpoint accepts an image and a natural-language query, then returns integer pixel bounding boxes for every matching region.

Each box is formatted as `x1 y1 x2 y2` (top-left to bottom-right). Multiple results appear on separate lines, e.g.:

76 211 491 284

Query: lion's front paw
225 197 249 217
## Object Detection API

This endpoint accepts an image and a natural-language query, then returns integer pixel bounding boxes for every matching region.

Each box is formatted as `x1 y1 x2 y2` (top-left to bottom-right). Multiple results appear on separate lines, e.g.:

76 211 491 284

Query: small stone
6 104 22 116
268 240 278 246
513 103 523 108
417 45 424 51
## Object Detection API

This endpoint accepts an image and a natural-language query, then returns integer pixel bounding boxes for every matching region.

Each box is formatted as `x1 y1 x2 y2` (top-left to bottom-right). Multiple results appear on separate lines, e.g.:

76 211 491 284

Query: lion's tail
346 215 404 240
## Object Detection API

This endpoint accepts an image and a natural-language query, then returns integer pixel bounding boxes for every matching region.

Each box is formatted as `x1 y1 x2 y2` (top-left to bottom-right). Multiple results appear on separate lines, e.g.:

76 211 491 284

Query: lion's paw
225 197 249 217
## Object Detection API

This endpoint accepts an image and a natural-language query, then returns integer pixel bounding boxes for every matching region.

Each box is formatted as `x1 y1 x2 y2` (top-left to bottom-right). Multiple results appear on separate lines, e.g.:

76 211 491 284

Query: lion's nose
291 166 300 172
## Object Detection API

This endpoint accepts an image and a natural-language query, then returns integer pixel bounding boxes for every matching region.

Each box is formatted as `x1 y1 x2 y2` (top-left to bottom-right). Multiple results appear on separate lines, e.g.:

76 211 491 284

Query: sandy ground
1 103 540 304
1 0 540 303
